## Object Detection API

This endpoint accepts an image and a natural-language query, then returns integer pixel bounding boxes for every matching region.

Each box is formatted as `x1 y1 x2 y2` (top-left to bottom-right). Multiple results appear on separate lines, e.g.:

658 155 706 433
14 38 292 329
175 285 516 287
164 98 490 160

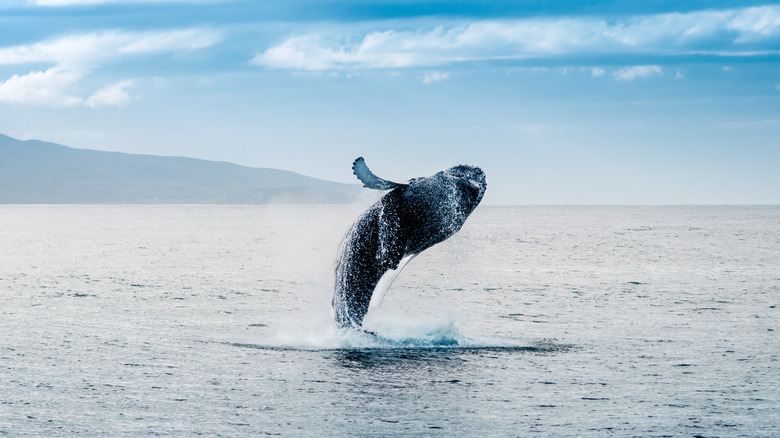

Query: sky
1 0 779 204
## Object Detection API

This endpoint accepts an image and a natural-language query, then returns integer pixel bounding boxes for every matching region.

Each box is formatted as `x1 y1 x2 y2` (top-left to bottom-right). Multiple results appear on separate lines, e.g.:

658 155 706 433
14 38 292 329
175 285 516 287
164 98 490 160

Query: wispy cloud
613 65 664 81
84 80 135 108
250 32 437 70
0 28 221 107
0 28 219 67
421 71 450 84
588 67 606 77
252 5 780 71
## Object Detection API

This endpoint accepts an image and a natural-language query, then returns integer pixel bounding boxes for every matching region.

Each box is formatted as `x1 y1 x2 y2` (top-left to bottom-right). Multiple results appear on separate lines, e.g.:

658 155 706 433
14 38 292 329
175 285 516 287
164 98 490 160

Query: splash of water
227 308 540 351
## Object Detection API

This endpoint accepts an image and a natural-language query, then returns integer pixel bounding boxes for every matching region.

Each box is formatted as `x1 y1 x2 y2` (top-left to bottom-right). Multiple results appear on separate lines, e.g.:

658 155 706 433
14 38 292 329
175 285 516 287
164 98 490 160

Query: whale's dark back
333 164 486 328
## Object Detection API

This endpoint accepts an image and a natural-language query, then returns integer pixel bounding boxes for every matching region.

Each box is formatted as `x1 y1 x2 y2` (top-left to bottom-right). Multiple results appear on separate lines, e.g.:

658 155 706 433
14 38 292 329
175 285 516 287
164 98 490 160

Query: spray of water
243 310 497 350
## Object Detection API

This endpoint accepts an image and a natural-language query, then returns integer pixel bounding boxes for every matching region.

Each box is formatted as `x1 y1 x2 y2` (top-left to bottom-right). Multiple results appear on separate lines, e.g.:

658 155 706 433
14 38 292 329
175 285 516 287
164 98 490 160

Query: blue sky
1 0 779 204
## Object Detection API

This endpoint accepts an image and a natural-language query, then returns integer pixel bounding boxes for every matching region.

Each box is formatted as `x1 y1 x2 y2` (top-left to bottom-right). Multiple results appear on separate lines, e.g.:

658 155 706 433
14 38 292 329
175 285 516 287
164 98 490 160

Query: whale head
442 164 487 209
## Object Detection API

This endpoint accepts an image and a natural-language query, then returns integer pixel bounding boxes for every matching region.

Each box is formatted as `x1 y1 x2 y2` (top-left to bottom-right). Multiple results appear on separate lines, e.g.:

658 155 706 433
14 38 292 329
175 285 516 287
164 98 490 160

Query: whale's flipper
353 157 404 190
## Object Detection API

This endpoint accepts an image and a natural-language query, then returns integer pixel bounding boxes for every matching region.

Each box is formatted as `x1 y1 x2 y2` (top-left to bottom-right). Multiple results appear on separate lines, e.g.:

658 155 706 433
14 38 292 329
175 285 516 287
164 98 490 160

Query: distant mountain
0 134 361 204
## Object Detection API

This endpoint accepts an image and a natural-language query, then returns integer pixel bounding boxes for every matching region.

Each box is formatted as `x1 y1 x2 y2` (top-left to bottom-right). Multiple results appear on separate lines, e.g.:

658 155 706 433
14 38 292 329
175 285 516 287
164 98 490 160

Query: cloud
250 32 436 70
727 5 780 42
0 28 220 107
583 67 606 77
252 5 780 71
84 80 134 108
0 68 84 107
0 28 220 67
422 71 450 84
0 70 134 108
613 65 664 81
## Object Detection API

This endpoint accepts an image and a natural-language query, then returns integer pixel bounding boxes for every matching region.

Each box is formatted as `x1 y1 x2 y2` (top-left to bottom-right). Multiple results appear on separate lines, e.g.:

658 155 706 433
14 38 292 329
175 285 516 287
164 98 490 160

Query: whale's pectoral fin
353 157 404 190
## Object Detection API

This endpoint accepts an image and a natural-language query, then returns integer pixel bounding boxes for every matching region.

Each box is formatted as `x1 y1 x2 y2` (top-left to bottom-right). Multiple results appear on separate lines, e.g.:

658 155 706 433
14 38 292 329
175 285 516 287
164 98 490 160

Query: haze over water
1 205 778 436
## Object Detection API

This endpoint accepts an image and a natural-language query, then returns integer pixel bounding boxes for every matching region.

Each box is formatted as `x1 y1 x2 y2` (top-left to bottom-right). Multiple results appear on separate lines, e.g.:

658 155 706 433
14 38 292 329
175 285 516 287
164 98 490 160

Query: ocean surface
1 205 778 436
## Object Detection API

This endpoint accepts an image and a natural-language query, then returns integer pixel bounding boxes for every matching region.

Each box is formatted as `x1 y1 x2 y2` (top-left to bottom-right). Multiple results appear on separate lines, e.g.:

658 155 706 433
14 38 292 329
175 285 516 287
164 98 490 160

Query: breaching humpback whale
333 157 487 328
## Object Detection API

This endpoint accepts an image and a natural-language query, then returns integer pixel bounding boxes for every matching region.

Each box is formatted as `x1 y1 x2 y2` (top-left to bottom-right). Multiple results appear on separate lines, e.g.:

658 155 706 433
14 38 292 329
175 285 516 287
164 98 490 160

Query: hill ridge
0 134 360 204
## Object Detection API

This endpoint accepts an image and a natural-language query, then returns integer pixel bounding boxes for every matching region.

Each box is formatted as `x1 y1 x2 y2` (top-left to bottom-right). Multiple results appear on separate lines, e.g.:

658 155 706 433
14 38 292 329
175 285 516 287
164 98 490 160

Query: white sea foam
232 306 527 350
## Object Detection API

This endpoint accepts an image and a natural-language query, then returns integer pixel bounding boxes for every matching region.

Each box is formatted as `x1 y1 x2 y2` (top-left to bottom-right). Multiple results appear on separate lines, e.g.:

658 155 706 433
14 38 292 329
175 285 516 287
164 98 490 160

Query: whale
332 157 487 328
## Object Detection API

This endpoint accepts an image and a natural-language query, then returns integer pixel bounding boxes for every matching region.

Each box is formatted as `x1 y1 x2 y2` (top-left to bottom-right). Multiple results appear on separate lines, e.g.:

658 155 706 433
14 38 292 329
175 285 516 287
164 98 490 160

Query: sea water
1 205 778 436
